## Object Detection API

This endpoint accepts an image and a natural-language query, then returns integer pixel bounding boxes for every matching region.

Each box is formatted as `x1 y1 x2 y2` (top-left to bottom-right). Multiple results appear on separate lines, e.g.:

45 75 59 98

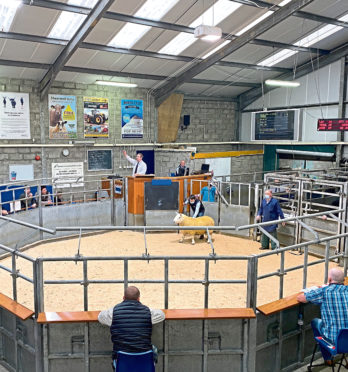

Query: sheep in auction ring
173 213 215 245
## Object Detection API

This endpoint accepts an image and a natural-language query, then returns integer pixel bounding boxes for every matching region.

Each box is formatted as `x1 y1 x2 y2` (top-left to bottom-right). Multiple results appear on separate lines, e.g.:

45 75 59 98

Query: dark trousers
311 318 332 361
261 230 277 250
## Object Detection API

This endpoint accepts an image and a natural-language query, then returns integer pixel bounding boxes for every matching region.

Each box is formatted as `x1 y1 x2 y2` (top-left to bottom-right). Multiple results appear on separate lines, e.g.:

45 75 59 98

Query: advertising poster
121 99 143 138
49 95 77 139
83 97 109 138
52 162 84 188
0 92 30 139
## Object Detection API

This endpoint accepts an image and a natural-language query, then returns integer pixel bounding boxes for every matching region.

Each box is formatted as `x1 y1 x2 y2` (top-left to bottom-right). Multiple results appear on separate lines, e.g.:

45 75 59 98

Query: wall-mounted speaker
183 115 190 126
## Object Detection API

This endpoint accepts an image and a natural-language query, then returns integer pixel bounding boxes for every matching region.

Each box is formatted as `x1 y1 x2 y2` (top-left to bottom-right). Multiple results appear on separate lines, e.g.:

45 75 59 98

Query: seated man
20 187 37 210
297 268 348 362
175 160 188 177
98 286 165 367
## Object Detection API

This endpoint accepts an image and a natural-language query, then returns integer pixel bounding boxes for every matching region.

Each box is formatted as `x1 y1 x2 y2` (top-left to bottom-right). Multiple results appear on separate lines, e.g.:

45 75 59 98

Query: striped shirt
305 284 348 342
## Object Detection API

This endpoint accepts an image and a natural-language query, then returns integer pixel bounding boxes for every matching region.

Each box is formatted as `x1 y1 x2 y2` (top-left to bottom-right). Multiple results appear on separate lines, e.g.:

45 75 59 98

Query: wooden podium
127 173 212 224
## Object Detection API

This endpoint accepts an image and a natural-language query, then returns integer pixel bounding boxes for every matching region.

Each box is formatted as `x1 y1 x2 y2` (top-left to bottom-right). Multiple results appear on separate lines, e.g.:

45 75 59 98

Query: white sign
0 92 30 139
52 162 84 187
9 164 34 181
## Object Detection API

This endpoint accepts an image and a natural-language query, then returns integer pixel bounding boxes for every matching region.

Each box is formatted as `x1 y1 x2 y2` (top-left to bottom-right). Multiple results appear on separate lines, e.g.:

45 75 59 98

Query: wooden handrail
0 293 34 320
37 308 255 324
257 293 301 316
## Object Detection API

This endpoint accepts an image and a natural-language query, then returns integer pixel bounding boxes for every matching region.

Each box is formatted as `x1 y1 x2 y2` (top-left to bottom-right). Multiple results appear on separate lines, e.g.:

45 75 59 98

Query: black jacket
110 300 152 359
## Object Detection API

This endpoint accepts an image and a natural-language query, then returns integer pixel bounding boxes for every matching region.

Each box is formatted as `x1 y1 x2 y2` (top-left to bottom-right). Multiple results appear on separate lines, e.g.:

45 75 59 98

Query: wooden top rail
0 293 34 320
257 293 301 316
37 308 255 324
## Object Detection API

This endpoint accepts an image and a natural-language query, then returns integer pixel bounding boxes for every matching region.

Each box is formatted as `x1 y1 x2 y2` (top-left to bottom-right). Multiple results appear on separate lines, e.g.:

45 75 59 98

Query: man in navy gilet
98 286 164 362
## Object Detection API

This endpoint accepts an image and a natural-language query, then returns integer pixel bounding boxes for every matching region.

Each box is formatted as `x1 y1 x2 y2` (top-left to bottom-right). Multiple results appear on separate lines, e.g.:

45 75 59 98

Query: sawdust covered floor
0 231 337 312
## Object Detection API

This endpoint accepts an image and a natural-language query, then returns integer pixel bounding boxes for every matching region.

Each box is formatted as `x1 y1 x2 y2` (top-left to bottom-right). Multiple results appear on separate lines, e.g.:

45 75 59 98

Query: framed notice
121 99 143 138
84 97 109 138
0 92 30 139
88 150 112 171
52 162 84 187
9 164 34 181
49 95 77 139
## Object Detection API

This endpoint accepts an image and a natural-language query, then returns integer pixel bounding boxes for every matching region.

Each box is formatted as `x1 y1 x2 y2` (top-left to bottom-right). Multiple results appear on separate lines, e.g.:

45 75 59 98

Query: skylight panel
0 0 21 32
258 13 348 67
48 0 98 40
235 11 273 36
159 0 242 56
108 0 179 49
202 40 230 59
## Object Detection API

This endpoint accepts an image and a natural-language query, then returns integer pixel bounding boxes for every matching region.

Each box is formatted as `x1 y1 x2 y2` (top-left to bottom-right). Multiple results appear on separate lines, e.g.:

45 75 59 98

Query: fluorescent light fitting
95 81 138 88
265 79 300 87
0 0 22 32
194 24 222 41
108 0 179 49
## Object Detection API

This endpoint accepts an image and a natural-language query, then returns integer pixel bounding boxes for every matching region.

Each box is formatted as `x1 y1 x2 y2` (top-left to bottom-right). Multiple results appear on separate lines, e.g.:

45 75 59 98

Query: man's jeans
311 318 332 361
261 230 277 250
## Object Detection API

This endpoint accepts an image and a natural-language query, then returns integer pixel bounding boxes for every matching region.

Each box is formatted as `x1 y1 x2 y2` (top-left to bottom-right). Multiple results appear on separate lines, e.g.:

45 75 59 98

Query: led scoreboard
317 118 348 131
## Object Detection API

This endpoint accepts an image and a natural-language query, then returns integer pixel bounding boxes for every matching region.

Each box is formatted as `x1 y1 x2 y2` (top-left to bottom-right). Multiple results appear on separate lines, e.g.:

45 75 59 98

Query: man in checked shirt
297 268 348 362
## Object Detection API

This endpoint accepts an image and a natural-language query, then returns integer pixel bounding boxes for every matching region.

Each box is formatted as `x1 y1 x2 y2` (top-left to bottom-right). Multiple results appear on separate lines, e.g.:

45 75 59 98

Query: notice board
87 150 112 171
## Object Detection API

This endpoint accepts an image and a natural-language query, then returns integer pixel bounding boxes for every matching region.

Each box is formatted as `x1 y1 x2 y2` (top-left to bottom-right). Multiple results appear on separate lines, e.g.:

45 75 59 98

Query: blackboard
145 182 179 210
87 150 112 171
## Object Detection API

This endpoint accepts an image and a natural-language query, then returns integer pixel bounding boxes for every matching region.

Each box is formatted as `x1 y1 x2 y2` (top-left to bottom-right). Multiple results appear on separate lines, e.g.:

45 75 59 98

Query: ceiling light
95 81 138 88
265 79 300 87
194 24 222 41
159 0 241 55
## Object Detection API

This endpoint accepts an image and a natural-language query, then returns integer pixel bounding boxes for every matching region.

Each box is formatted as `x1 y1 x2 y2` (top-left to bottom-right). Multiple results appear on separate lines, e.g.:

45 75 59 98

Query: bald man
98 286 164 364
297 268 348 361
256 189 285 250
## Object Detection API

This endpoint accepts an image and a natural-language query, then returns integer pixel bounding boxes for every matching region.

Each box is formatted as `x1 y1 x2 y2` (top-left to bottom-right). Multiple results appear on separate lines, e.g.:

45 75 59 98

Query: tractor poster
0 92 30 139
121 99 143 138
49 95 77 139
83 97 109 138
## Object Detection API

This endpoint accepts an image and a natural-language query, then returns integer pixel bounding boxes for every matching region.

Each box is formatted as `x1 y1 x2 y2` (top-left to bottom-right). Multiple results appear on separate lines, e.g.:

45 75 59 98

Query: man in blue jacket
98 286 164 366
256 189 285 250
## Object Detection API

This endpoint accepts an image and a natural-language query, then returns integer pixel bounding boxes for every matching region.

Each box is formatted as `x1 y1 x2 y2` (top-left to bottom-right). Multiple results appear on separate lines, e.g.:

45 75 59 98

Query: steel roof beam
22 0 327 56
39 0 114 98
230 0 348 28
153 0 315 106
239 42 348 109
0 31 291 73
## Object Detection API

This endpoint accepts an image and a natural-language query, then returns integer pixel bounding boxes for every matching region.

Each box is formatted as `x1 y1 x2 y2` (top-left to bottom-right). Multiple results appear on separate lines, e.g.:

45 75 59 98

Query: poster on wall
121 99 143 138
0 92 30 139
49 95 77 139
9 164 34 181
83 97 109 138
51 162 84 187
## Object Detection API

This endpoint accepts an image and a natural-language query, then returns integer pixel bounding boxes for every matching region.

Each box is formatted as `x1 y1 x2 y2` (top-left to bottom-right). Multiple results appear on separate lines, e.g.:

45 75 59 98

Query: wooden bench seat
37 308 255 324
0 293 34 320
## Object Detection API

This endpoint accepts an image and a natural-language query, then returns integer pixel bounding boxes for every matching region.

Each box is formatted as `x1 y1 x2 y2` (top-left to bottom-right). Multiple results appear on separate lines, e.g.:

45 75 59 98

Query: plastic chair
308 328 348 371
114 350 155 372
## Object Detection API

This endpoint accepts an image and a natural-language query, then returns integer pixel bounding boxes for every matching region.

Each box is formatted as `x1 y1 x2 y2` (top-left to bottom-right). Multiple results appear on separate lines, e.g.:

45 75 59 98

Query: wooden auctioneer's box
101 178 124 199
127 173 212 225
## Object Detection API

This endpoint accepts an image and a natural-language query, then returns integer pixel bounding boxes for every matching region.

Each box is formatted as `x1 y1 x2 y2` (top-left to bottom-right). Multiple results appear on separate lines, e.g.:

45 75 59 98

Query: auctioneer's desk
127 173 212 225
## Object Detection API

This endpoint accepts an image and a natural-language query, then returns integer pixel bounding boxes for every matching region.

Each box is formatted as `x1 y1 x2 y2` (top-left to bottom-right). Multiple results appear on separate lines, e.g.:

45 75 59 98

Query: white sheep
173 213 215 245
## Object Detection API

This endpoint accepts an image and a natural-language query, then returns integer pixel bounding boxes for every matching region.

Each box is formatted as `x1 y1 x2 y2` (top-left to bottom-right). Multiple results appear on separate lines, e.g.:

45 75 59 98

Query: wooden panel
37 308 255 323
345 277 348 286
37 311 100 323
257 293 300 316
157 93 184 143
192 150 264 159
101 178 123 199
0 293 34 320
163 308 255 320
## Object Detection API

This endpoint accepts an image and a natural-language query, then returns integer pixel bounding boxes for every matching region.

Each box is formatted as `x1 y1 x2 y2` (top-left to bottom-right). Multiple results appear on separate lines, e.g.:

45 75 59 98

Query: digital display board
251 110 300 141
317 118 348 131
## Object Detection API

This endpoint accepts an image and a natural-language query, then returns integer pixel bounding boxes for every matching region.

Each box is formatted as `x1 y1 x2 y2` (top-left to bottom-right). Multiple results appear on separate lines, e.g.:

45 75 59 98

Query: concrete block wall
230 155 263 181
177 100 236 142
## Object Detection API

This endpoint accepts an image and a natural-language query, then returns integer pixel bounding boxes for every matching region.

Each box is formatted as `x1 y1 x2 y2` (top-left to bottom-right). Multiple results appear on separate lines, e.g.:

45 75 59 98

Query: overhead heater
194 25 222 41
